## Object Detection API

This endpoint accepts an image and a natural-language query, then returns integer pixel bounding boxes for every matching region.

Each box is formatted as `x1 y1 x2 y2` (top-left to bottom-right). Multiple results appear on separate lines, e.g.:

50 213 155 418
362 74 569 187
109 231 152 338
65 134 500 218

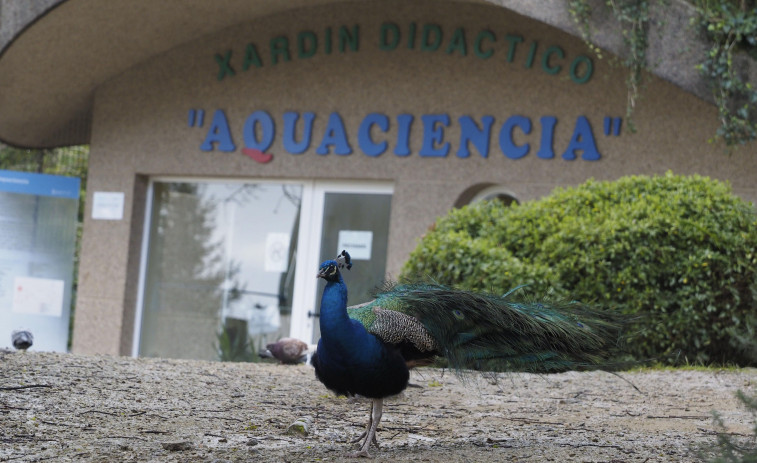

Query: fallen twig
646 415 709 420
77 409 118 417
198 415 244 422
0 384 53 391
558 442 624 450
106 435 148 441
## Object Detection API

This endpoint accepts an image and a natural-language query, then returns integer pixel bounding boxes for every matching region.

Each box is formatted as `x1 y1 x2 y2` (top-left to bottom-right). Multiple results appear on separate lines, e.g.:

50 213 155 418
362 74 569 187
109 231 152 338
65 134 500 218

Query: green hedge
401 173 757 366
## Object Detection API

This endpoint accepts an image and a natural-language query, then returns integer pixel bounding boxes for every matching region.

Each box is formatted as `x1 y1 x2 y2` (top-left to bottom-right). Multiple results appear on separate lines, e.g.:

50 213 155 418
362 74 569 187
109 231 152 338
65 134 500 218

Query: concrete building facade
1 0 754 359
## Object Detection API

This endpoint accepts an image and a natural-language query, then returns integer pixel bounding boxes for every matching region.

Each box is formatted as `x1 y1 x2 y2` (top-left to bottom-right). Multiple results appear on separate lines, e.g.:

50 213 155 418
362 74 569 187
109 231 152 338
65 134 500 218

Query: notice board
0 170 80 351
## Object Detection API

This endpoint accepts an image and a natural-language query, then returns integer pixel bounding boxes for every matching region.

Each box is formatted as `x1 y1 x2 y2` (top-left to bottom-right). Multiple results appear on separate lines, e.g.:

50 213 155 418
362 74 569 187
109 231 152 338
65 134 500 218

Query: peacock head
317 260 340 282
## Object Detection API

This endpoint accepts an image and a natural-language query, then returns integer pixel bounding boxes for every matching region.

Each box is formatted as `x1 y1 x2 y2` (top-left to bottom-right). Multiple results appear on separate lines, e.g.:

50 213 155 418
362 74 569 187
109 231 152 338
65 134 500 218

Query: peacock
311 250 626 458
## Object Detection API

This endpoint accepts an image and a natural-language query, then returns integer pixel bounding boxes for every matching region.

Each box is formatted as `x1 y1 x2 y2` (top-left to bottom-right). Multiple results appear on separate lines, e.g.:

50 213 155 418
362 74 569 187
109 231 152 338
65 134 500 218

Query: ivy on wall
695 0 757 148
566 0 756 150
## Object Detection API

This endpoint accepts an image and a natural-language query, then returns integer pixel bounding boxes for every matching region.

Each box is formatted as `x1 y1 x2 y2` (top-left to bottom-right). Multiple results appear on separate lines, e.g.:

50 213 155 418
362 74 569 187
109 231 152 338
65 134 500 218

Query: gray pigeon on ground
11 330 33 351
259 337 315 364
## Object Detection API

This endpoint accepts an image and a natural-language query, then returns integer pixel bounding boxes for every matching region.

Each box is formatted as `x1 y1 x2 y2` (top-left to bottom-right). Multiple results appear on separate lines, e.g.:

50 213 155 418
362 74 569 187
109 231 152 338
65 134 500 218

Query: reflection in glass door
135 179 393 359
309 192 392 343
135 181 302 360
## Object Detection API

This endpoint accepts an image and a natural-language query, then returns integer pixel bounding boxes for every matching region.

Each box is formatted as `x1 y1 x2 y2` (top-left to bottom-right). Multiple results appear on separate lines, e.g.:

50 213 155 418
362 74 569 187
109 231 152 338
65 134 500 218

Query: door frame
132 177 392 357
288 180 394 343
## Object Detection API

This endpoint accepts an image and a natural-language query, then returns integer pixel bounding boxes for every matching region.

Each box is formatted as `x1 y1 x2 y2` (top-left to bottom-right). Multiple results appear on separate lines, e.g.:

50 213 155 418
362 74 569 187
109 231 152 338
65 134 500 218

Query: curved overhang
0 0 725 149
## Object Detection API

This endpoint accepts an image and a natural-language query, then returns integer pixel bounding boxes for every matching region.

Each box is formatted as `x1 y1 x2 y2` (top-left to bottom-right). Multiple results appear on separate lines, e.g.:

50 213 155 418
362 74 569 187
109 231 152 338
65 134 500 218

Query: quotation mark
604 117 622 136
188 109 205 128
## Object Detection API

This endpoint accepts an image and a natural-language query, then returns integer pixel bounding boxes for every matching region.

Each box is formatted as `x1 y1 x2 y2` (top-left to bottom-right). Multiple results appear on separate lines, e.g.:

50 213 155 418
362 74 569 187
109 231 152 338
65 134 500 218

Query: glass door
135 180 302 360
135 179 392 359
287 182 393 344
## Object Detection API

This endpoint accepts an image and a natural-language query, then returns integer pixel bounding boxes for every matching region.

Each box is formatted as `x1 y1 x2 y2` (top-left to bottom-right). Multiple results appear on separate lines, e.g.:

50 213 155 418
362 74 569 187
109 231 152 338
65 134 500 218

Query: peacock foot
347 448 374 458
351 430 379 447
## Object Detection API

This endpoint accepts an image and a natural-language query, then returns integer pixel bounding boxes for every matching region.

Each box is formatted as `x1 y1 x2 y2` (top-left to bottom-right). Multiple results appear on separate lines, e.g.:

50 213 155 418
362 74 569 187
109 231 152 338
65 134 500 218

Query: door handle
307 310 320 318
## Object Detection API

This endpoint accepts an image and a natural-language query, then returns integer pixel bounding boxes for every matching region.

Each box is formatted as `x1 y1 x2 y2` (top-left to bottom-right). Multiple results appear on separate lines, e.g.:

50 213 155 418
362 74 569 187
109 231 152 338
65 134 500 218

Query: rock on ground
1 350 755 462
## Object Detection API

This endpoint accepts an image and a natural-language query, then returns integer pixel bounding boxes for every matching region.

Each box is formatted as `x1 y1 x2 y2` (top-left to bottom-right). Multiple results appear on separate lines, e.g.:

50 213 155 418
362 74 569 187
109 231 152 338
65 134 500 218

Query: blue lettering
499 115 531 159
316 112 352 155
457 115 493 158
420 114 450 157
195 109 608 163
201 109 236 151
537 116 557 159
562 116 600 161
358 113 389 157
243 110 275 152
394 114 414 156
283 111 314 154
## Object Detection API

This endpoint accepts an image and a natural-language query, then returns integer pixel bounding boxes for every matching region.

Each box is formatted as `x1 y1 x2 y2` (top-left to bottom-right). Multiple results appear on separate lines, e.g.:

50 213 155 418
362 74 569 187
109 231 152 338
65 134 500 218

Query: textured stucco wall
70 0 754 355
2 0 755 149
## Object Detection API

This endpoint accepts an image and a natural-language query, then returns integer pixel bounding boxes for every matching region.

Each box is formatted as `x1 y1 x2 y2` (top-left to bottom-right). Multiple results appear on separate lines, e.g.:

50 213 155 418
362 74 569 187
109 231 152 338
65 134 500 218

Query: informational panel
0 170 80 352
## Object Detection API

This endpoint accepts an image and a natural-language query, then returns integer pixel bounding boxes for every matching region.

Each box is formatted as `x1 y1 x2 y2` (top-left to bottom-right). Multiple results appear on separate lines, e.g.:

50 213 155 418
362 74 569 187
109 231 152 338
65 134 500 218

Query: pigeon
259 337 315 364
11 330 33 351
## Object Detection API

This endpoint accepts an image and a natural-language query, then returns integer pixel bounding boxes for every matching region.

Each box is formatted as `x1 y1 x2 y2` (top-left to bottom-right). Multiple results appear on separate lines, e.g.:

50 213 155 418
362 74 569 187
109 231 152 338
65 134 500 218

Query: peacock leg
349 398 383 458
351 402 379 447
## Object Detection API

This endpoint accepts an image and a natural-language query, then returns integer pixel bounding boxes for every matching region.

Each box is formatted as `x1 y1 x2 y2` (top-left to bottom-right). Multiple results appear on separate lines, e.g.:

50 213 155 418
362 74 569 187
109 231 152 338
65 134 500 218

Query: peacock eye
452 309 464 320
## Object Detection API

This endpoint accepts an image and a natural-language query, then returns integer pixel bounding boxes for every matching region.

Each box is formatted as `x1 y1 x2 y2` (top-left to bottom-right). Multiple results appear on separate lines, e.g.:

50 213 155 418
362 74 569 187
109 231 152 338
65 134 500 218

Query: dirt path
1 350 754 462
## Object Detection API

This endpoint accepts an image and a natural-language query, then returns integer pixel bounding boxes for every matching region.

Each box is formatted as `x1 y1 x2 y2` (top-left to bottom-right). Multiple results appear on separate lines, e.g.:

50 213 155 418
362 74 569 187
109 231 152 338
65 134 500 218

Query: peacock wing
347 302 438 355
384 283 626 373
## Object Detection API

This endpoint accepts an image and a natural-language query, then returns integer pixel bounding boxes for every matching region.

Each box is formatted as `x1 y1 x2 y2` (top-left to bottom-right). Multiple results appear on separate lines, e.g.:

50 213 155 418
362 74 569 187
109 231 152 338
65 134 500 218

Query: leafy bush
402 172 757 365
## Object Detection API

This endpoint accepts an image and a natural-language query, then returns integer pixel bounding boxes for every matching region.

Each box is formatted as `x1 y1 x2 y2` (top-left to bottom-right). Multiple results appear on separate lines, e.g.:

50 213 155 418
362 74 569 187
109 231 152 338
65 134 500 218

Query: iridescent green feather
346 302 378 329
348 283 627 374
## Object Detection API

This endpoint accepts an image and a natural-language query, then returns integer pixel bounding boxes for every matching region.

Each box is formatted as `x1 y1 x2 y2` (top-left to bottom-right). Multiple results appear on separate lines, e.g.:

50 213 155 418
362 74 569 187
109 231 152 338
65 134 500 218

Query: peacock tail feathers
350 282 626 374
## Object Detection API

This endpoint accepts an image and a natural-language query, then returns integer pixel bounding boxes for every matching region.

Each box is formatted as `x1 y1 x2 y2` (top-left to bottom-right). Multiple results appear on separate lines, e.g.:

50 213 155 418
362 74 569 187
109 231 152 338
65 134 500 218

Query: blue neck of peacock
319 276 351 337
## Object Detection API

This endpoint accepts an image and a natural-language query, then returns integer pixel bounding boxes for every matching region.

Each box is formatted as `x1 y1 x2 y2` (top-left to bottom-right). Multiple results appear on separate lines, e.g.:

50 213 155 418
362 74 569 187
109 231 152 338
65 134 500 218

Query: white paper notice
337 230 373 260
12 276 65 317
92 192 125 220
264 233 291 273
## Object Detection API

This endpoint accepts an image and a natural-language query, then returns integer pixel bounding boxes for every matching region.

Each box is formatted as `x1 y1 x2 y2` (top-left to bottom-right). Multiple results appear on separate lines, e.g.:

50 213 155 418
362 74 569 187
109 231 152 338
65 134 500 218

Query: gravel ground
1 350 755 462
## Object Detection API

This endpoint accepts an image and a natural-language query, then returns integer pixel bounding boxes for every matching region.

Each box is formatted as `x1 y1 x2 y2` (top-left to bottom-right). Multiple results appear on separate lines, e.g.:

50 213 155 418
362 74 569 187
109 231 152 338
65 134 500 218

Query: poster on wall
0 170 80 352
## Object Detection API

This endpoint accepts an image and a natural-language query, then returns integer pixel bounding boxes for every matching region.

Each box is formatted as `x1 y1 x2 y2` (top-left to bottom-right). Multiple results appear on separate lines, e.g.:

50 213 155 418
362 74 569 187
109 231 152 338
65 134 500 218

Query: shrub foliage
401 173 757 365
